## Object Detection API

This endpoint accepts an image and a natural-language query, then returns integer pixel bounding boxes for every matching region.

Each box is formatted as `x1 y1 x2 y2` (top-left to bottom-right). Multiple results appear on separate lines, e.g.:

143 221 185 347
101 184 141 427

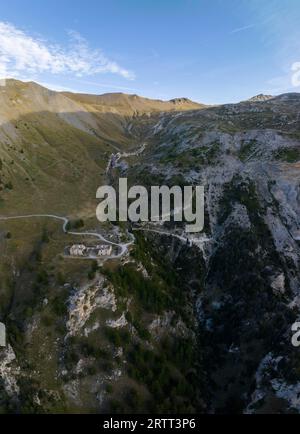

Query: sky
1 0 300 104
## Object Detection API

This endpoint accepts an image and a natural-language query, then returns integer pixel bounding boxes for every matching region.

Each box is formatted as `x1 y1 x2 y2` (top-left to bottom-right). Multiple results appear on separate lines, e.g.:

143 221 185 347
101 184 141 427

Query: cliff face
123 93 300 413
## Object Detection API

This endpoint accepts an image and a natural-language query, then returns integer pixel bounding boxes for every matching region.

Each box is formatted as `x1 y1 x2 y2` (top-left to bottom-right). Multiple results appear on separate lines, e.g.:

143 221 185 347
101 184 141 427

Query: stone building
96 245 113 256
70 244 87 256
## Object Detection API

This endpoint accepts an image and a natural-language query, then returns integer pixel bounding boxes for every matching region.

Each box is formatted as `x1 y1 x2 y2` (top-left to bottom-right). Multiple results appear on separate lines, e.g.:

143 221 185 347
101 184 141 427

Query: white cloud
230 24 255 34
291 62 300 87
0 22 135 80
264 62 300 95
265 73 293 95
71 77 141 92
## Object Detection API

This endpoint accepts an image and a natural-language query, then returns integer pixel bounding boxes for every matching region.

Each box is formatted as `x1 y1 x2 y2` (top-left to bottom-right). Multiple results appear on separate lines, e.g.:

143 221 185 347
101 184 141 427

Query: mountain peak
247 93 273 102
169 97 193 104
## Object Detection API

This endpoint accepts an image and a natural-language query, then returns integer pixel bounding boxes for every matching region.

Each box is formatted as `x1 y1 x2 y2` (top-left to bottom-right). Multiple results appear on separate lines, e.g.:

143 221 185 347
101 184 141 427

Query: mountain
1 80 300 414
0 79 204 215
246 93 274 102
62 90 204 115
123 92 300 413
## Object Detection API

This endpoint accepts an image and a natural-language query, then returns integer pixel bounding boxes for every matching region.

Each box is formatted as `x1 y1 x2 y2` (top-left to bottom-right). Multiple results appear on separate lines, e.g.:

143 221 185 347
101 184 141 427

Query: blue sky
1 0 300 104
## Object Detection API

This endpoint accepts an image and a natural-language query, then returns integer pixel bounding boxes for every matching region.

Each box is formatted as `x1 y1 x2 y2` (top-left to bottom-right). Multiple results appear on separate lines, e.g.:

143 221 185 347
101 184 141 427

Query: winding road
0 141 210 261
0 214 134 260
0 143 144 262
133 226 211 246
1 139 150 257
106 142 147 174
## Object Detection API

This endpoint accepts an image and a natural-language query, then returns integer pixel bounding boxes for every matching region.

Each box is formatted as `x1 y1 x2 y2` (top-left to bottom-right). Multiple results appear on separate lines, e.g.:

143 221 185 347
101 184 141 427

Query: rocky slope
122 93 300 413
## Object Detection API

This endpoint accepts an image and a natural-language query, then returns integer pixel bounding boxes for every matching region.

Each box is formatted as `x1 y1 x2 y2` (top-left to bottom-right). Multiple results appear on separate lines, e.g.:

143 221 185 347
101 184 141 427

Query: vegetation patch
274 147 300 163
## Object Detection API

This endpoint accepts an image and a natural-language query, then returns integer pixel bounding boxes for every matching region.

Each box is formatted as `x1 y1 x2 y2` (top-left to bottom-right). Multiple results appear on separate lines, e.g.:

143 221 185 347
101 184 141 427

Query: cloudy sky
1 0 300 103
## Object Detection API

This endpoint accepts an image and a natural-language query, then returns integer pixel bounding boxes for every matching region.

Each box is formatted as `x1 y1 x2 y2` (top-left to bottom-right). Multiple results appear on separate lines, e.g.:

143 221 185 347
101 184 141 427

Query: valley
0 80 300 413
